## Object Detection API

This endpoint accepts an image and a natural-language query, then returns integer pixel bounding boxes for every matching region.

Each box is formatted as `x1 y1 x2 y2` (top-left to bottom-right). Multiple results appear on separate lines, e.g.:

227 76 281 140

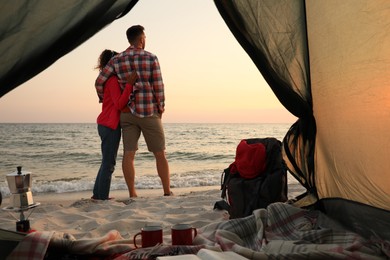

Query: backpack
215 137 288 219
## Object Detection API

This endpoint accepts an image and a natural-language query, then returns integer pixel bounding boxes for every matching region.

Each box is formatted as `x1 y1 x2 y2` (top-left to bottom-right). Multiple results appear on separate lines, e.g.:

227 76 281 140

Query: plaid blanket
6 203 390 259
195 202 390 259
6 231 54 260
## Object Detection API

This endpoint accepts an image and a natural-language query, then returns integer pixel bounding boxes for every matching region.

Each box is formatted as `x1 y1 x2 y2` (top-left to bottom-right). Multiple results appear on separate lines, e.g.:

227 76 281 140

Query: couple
92 25 172 200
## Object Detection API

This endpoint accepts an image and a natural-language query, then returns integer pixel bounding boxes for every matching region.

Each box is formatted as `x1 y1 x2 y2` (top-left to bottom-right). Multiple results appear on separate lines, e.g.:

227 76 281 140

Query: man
95 25 171 197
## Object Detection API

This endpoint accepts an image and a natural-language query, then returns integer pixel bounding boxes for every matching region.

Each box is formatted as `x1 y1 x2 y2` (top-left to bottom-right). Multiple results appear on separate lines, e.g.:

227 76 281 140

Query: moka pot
6 166 34 208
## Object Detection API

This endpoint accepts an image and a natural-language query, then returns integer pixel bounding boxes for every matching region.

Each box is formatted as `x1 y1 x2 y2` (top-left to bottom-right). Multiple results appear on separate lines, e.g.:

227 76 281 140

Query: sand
0 184 304 243
0 186 226 241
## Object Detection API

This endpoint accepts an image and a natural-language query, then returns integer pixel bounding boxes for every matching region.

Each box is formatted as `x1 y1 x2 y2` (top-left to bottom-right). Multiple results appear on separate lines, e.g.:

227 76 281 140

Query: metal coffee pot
3 166 40 232
6 166 32 194
6 166 34 208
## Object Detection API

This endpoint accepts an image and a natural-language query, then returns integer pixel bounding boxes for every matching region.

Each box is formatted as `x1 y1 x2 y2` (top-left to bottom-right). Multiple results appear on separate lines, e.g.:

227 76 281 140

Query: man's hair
126 25 145 44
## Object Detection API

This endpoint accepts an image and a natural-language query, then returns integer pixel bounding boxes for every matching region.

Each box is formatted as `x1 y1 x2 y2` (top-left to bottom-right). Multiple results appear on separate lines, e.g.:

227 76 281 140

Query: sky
0 0 296 124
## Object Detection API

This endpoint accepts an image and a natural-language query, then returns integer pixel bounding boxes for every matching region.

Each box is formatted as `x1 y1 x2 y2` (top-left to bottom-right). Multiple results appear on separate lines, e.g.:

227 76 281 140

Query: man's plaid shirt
95 46 165 118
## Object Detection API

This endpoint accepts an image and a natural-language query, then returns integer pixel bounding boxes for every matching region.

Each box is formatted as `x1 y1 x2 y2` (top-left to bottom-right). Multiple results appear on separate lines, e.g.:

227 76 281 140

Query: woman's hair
96 49 117 70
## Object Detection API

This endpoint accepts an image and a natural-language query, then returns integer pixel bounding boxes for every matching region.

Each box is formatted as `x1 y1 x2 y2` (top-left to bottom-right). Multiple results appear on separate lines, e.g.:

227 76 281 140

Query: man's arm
95 61 115 103
151 57 165 113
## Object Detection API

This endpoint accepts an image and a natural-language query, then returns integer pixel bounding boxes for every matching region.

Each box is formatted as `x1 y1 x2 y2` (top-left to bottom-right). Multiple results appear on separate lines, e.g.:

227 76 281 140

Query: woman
92 49 137 200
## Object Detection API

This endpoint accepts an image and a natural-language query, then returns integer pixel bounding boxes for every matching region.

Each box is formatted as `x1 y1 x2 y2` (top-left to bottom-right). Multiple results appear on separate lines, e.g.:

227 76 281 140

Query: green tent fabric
214 0 390 241
0 0 137 97
0 0 389 245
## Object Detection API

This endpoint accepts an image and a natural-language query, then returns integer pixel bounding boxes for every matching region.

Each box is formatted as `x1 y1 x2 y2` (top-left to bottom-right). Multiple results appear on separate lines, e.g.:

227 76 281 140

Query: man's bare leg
153 150 171 195
122 150 137 197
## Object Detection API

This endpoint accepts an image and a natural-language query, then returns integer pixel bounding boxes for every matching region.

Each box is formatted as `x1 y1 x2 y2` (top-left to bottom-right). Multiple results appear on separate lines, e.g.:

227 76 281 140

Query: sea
0 123 300 197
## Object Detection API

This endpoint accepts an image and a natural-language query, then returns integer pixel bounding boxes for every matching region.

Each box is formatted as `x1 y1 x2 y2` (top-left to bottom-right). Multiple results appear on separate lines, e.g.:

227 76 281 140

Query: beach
0 123 306 258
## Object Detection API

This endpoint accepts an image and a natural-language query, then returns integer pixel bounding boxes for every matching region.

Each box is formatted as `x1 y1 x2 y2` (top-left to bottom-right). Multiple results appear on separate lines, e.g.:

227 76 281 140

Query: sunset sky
0 0 296 124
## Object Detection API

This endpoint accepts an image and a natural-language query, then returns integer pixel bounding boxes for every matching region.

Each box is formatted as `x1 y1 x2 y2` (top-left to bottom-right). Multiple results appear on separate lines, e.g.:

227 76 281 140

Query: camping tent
0 0 137 97
214 0 390 242
1 0 389 244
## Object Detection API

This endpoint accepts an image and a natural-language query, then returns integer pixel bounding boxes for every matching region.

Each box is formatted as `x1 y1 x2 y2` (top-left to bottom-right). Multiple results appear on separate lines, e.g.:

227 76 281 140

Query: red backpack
215 138 288 219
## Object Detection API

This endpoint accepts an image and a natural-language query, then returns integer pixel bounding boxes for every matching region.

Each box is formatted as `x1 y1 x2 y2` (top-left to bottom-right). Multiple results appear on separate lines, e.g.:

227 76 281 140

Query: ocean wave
0 169 300 197
0 171 223 197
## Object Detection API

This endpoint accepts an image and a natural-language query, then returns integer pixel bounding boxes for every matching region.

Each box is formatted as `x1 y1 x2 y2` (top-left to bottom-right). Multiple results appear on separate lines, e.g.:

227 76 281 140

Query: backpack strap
213 200 230 211
221 165 234 199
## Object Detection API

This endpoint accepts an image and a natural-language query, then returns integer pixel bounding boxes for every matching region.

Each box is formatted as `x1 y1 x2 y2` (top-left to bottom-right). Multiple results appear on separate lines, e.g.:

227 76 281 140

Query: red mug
171 224 197 245
133 226 163 248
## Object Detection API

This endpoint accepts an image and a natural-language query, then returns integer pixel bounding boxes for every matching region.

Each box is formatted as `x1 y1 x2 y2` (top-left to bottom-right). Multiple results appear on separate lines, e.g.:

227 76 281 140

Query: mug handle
133 232 141 248
192 228 197 238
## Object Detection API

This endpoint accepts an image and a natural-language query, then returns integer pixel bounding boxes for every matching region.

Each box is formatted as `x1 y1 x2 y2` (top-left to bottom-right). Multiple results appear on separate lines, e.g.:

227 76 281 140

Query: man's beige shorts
120 112 166 152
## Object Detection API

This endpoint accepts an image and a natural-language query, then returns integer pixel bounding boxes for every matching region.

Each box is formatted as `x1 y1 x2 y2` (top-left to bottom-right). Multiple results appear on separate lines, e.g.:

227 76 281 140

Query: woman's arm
111 72 138 110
